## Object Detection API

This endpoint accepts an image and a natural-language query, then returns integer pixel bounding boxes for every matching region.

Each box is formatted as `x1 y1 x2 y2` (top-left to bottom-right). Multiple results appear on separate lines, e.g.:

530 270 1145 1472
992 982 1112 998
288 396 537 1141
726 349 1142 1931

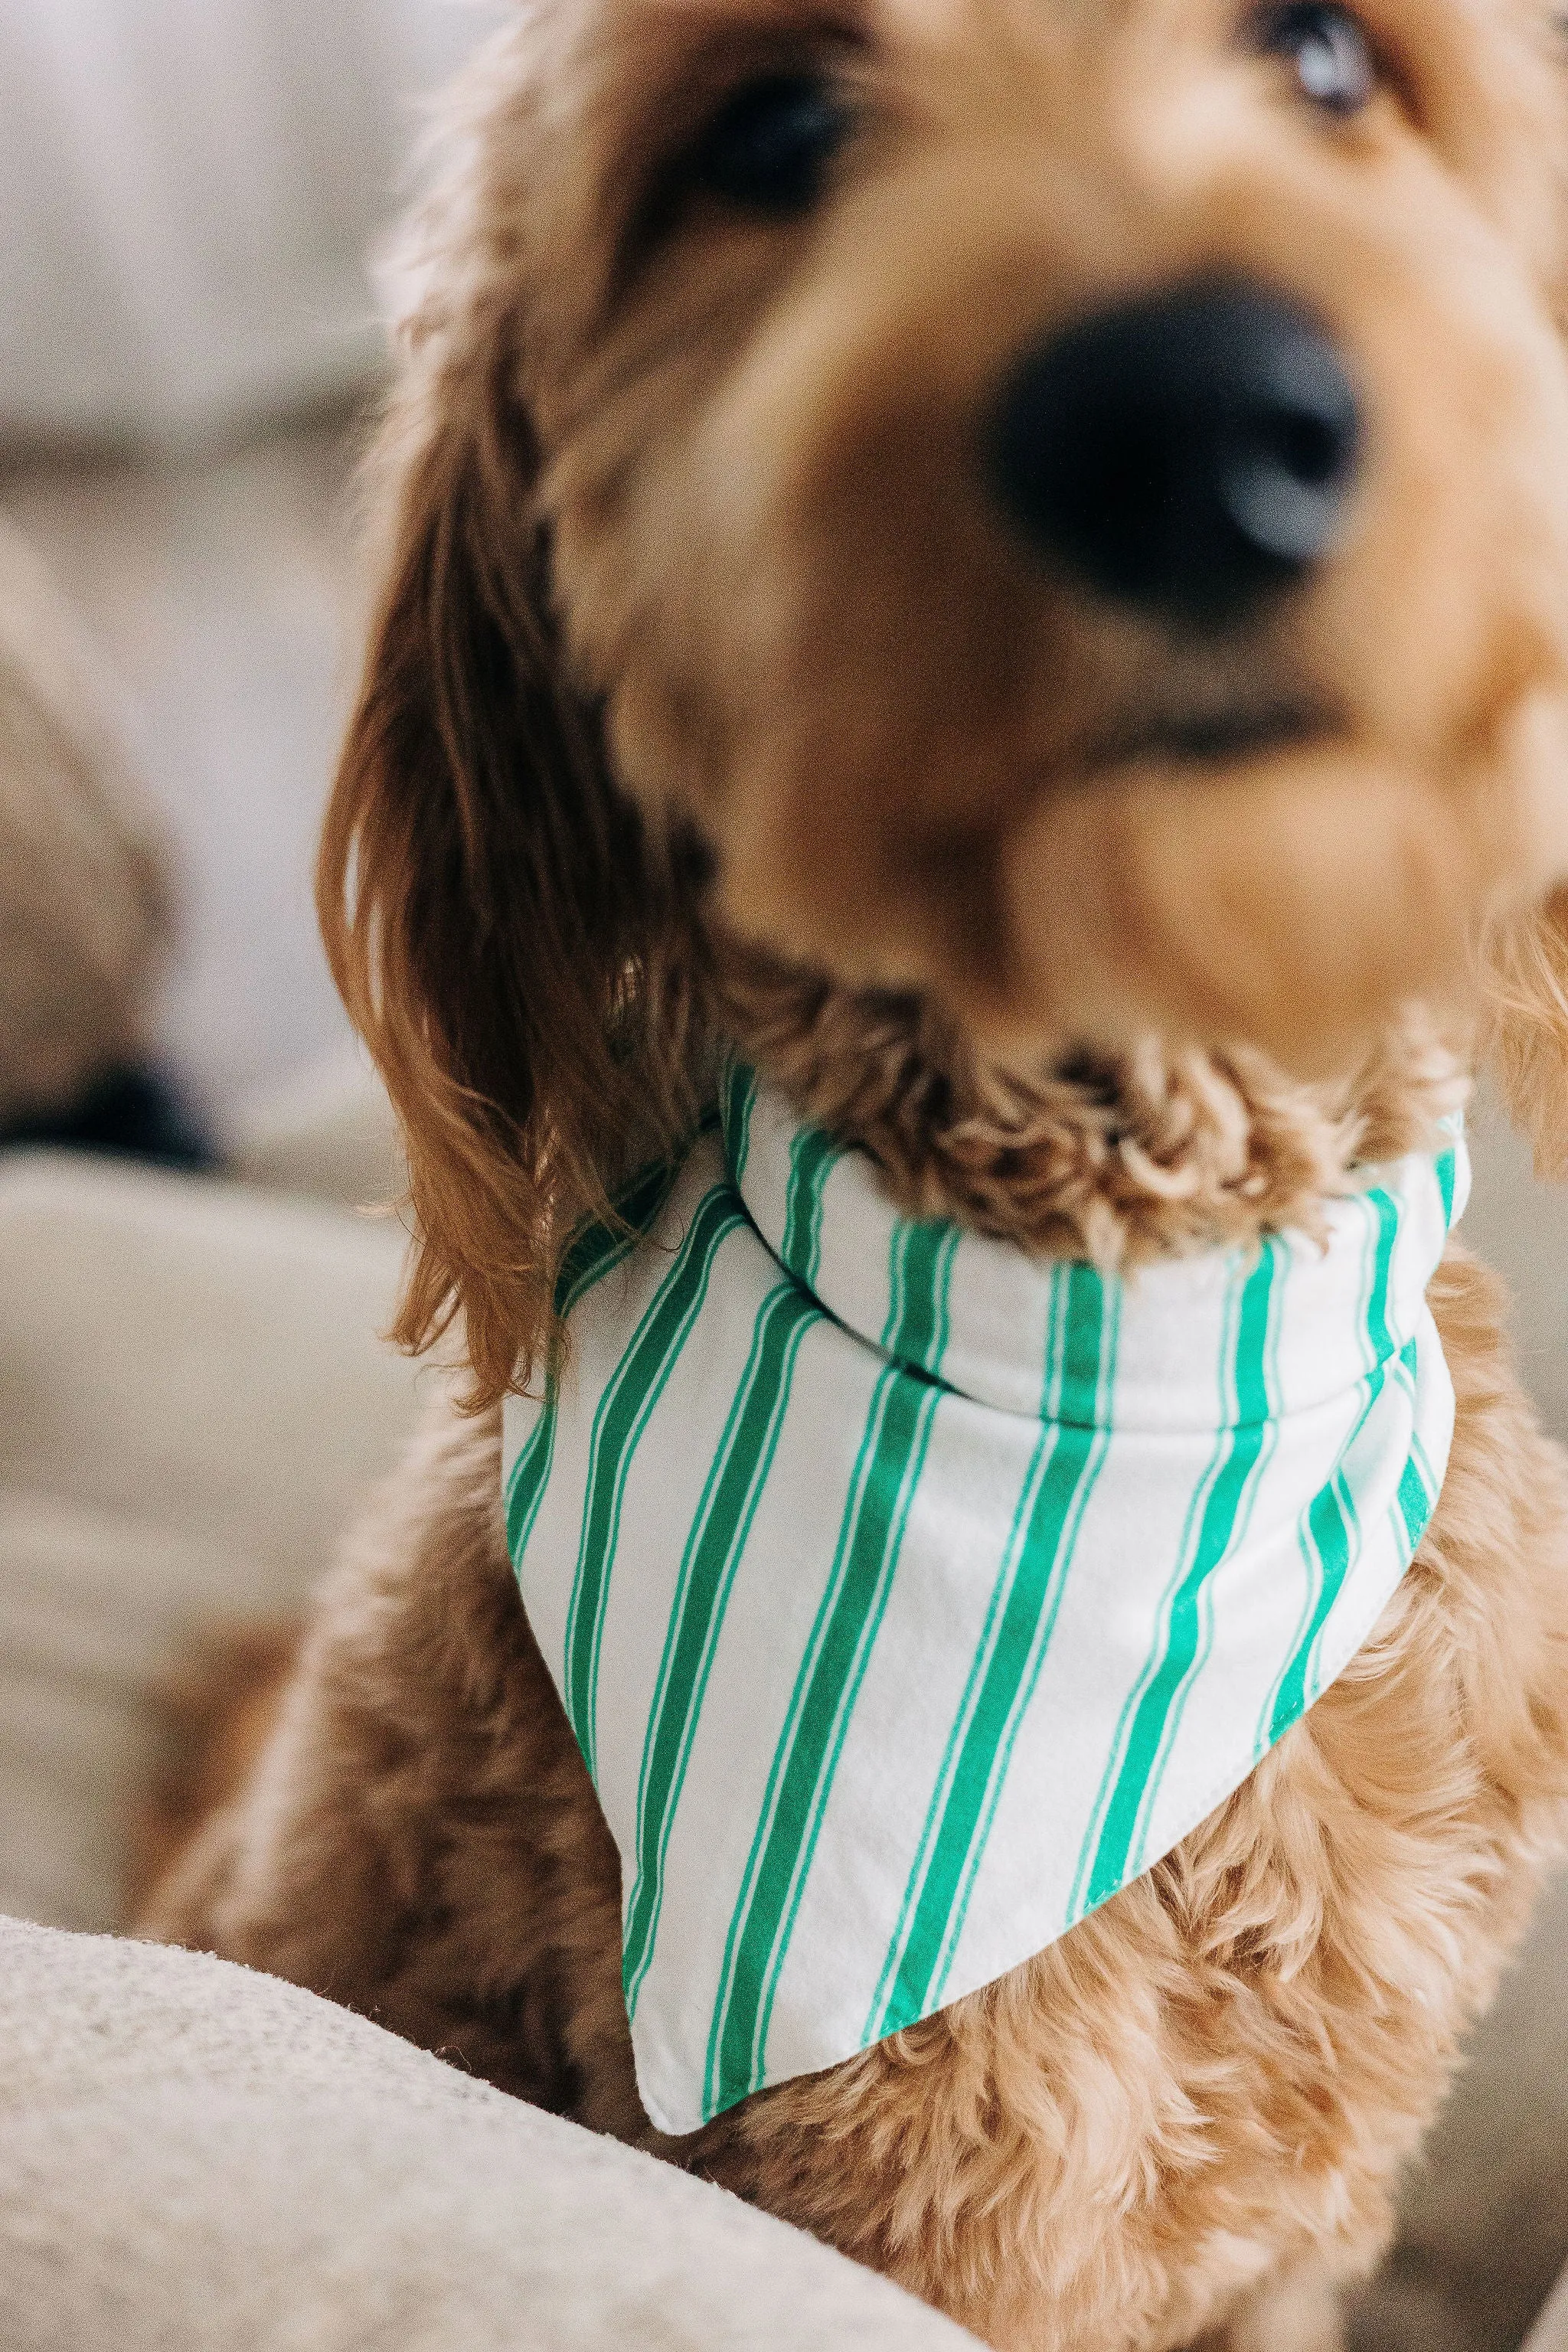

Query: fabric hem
631 1536 1423 2135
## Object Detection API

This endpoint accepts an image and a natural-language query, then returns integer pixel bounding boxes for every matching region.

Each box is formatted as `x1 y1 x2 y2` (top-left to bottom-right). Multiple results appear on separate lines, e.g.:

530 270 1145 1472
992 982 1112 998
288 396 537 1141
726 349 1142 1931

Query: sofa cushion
0 1149 420 1584
0 1919 976 2352
0 1152 423 1929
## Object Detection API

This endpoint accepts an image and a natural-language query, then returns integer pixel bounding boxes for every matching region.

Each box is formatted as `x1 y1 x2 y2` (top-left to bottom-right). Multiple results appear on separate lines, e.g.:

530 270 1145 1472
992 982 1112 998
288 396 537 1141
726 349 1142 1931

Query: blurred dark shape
0 1063 214 1171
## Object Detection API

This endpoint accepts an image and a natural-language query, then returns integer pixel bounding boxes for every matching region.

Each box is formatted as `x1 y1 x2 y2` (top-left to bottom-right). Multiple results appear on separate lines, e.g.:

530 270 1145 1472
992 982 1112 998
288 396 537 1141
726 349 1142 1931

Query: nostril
985 277 1361 629
1276 410 1344 488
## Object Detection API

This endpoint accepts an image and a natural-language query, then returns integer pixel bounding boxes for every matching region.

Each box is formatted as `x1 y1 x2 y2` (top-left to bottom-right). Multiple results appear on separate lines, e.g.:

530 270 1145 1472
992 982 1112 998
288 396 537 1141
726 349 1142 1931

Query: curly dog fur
143 0 1568 2342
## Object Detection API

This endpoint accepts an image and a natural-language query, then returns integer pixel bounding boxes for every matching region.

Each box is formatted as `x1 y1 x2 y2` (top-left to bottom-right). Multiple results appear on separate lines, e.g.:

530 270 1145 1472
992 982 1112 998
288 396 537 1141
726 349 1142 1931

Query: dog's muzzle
985 277 1361 629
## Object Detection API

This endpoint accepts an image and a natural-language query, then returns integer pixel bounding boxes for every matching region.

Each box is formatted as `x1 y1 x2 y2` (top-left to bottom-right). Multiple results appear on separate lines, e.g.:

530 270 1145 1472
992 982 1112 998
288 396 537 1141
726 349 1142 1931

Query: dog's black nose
985 279 1361 627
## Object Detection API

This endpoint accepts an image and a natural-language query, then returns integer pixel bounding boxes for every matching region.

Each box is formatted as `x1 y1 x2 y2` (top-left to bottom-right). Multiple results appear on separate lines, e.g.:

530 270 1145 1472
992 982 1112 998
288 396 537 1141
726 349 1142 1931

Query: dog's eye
688 73 851 214
1255 2 1378 114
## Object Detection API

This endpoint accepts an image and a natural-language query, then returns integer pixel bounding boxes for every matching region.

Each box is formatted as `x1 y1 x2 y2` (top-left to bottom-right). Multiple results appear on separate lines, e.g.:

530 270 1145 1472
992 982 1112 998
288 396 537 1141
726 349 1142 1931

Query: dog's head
322 0 1568 1390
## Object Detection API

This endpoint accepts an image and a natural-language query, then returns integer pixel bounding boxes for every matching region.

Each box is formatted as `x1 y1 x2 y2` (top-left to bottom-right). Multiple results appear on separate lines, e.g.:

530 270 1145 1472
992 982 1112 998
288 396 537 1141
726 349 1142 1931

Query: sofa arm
0 1919 976 2352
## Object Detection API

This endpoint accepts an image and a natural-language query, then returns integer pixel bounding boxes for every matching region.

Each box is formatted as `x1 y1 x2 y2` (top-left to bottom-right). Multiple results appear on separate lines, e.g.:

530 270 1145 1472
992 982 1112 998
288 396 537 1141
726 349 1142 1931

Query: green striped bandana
503 1065 1466 2135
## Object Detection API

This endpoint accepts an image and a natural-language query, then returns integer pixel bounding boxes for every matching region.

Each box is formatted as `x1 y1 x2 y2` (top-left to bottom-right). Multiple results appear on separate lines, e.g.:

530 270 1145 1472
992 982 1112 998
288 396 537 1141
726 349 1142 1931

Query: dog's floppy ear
1482 884 1568 1174
318 351 700 1406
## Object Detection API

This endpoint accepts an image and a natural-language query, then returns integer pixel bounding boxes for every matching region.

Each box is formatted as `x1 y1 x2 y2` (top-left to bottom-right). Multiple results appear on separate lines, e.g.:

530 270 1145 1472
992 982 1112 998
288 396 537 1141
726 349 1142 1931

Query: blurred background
0 6 1563 2350
0 0 501 1127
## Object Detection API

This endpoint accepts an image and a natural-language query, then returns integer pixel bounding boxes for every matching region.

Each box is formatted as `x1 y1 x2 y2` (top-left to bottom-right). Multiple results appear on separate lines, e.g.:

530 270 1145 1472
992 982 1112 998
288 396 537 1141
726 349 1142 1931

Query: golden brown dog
142 0 1568 2343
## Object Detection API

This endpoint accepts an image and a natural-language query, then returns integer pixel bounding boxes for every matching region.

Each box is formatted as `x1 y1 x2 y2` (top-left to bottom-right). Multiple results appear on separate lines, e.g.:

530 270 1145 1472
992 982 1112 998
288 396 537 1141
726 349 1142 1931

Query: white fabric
504 1075 1465 2133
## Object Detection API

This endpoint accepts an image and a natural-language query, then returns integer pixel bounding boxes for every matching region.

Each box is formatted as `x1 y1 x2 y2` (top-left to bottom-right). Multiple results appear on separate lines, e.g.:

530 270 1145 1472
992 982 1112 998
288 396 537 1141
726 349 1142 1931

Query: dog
141 0 1568 2343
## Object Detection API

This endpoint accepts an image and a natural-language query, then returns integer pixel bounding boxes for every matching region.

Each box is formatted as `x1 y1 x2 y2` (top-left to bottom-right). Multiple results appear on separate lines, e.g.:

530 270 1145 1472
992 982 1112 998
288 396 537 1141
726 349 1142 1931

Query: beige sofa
0 1142 419 1932
0 1916 973 2352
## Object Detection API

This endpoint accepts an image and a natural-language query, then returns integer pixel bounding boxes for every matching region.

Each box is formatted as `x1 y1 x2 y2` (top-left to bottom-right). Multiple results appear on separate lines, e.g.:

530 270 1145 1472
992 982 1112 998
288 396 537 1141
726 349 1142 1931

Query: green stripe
561 1184 744 1776
1066 1267 1240 1913
702 1220 956 2117
1265 1184 1400 1742
1395 1450 1433 1548
1436 1146 1457 1228
1272 1465 1359 1735
1408 1421 1438 1501
720 1060 758 1184
1122 1233 1288 1877
1073 1236 1281 1918
730 1370 941 2107
867 1262 1116 2039
864 1263 1070 2024
505 1155 690 1576
930 1285 1122 2005
1053 1256 1113 1426
1253 1204 1379 1759
620 1129 838 2014
505 1408 557 1564
620 1287 819 2015
776 1127 838 1290
890 1222 960 1376
1400 1345 1439 1505
555 1151 684 1318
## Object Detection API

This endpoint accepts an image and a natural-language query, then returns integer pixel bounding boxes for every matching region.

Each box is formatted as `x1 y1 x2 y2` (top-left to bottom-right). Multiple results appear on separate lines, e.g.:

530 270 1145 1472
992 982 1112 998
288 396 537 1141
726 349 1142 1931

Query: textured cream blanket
0 1918 978 2352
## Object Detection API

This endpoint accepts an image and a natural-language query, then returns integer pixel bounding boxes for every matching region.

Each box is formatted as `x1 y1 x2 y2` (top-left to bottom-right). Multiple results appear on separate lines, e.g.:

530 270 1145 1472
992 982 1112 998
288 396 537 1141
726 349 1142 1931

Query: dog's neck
713 952 1466 1269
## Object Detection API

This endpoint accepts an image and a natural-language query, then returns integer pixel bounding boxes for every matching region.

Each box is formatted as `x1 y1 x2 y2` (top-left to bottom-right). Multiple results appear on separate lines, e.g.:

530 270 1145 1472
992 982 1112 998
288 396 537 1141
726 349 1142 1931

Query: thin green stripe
1436 1146 1457 1228
505 1155 690 1576
1279 1466 1357 1727
620 1129 838 2014
864 1267 1067 2037
1122 1234 1287 1878
1394 1339 1441 1508
929 1282 1120 2007
865 1270 1079 2036
1266 1185 1400 1743
505 1409 557 1563
621 1288 819 2015
1067 1269 1242 1919
720 1060 758 1184
746 1375 942 2092
868 1262 1116 2038
1253 1204 1379 1759
772 1127 839 1291
1075 1237 1281 1917
1409 1422 1438 1498
1396 1451 1433 1548
561 1184 744 1775
702 1220 956 2117
719 1063 842 1285
555 1152 684 1318
893 1223 960 1377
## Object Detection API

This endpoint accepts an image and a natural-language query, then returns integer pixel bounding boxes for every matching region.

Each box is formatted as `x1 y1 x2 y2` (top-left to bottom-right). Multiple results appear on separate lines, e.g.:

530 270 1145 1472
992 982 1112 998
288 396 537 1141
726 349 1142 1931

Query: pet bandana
502 1065 1466 2136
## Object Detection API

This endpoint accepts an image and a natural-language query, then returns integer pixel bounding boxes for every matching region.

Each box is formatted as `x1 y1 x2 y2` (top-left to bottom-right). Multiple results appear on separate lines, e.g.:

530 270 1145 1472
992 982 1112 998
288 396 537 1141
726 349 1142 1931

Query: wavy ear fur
318 350 703 1407
1483 883 1568 1176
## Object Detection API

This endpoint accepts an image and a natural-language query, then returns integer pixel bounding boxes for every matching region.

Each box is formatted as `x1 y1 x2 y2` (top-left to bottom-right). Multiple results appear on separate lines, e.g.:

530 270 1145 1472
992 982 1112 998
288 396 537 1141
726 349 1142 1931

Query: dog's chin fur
709 948 1465 1266
138 0 1568 2342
